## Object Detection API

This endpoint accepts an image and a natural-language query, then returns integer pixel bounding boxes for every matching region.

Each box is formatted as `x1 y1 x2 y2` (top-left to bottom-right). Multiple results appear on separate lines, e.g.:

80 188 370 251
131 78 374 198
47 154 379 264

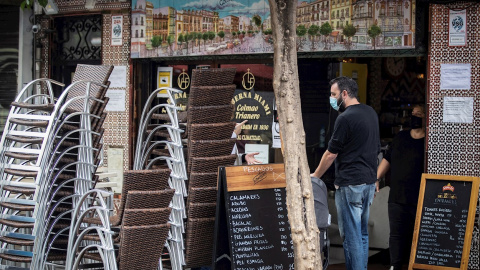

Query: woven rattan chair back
188 139 236 158
125 189 175 209
66 64 113 112
187 138 236 173
189 154 237 174
187 105 234 125
187 202 216 219
184 217 215 268
188 172 218 188
122 207 172 226
113 169 171 225
121 169 171 199
187 186 217 204
190 68 236 87
188 122 236 141
119 224 171 270
188 84 236 107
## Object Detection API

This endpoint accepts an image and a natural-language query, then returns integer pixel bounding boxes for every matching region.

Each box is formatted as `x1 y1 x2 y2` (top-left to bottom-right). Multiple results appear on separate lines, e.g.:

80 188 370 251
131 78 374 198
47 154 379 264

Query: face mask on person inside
329 91 345 112
410 115 423 129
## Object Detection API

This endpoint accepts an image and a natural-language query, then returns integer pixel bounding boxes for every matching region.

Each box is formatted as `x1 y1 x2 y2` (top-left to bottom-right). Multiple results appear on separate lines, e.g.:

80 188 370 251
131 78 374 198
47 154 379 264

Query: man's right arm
311 150 337 179
311 116 345 179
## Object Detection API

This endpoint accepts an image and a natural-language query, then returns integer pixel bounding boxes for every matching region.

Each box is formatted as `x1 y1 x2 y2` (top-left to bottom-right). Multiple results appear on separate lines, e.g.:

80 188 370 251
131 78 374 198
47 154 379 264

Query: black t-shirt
384 130 425 205
328 104 380 187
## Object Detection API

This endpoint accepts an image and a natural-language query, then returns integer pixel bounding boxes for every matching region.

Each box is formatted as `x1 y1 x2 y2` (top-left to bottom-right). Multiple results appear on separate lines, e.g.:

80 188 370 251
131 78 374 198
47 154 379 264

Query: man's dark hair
329 76 358 99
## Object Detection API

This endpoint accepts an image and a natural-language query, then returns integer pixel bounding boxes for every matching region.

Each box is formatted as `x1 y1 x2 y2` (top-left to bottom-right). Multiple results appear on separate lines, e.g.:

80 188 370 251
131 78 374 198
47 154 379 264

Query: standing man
311 76 380 270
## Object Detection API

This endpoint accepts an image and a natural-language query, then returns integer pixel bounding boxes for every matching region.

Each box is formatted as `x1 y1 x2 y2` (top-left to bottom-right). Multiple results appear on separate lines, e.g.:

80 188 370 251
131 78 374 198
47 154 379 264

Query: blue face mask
329 96 343 111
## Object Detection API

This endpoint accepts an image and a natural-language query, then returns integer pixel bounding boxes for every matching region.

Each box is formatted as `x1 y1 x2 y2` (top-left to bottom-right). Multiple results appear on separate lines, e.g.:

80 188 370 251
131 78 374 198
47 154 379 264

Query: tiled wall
101 13 132 171
428 3 480 176
428 3 480 268
39 6 132 171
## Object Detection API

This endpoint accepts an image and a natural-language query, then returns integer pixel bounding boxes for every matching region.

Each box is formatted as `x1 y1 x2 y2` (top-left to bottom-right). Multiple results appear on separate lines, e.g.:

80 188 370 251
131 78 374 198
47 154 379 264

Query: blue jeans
335 183 375 270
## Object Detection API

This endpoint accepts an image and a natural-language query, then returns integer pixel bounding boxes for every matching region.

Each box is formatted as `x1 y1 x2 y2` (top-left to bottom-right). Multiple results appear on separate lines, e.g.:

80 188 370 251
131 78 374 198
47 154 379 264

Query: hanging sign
156 67 173 98
242 68 255 90
111 15 123 46
177 69 190 90
449 9 467 46
231 90 274 149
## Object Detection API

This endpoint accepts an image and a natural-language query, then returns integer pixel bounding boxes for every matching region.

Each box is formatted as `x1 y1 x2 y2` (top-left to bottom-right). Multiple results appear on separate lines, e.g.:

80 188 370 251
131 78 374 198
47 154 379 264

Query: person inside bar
376 104 425 270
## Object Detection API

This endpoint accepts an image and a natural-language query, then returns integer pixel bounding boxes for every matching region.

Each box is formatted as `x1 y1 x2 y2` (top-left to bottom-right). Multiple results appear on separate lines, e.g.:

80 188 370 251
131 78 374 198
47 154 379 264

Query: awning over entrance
331 31 339 37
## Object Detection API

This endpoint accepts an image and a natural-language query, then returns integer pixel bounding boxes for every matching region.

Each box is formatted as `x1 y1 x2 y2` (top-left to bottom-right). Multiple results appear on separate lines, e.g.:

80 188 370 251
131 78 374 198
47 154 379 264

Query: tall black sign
410 174 479 270
213 164 294 270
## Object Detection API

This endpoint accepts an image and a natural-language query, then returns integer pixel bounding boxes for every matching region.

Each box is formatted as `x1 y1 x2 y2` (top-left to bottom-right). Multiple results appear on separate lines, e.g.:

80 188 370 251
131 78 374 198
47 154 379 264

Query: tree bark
267 1 321 269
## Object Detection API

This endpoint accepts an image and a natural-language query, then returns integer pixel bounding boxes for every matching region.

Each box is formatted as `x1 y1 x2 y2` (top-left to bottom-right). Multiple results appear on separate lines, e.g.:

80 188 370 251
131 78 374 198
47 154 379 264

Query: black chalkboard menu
409 174 480 270
212 164 294 270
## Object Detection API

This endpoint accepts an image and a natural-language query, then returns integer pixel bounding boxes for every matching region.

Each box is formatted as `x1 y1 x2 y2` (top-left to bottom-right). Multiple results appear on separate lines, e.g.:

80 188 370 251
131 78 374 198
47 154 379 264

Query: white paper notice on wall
107 146 124 193
111 15 123 46
443 96 473 123
109 66 127 88
105 90 126 112
440 64 471 90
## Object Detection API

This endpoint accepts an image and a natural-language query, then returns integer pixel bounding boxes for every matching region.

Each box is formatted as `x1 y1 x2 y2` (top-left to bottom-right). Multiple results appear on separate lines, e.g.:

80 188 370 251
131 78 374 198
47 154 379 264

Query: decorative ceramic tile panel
95 1 131 9
101 13 132 171
57 0 86 12
40 18 50 80
54 0 131 12
56 0 86 5
428 3 480 269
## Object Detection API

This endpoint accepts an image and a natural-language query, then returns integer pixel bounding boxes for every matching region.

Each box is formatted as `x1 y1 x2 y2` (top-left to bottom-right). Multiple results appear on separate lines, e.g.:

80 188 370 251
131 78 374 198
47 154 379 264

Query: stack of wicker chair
0 64 114 269
66 169 175 270
184 68 238 268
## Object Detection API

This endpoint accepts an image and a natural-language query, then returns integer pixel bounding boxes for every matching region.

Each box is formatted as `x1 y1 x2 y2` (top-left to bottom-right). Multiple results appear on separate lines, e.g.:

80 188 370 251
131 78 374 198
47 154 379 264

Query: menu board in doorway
409 174 479 270
212 164 294 270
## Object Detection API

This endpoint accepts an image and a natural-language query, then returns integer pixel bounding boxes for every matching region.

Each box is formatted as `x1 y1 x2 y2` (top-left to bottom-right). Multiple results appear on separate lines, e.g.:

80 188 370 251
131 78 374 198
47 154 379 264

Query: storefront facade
15 0 480 267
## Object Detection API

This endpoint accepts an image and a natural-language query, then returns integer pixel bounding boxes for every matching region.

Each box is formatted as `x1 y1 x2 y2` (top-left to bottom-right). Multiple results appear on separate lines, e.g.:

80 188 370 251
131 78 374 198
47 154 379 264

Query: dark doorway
51 15 102 96
0 5 19 134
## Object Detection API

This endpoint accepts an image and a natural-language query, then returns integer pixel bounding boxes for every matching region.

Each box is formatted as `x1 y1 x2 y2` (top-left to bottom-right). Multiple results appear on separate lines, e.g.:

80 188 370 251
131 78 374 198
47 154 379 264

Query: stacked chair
66 169 175 270
133 87 187 270
184 68 238 268
0 64 114 269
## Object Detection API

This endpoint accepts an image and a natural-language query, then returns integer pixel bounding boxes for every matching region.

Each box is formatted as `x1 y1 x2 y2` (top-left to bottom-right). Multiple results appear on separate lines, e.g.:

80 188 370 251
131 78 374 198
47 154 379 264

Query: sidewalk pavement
328 249 409 270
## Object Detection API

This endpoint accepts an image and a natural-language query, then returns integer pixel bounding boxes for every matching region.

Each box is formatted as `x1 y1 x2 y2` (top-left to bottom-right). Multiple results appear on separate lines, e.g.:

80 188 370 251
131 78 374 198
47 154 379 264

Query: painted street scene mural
131 0 416 58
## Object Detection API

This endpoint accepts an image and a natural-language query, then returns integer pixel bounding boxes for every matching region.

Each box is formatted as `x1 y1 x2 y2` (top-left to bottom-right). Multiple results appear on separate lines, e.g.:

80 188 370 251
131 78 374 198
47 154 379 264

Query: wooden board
225 163 286 192
409 174 480 270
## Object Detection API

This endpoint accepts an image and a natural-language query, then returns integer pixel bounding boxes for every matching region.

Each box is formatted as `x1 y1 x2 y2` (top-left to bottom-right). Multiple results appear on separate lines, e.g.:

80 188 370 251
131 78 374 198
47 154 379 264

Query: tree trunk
268 1 321 269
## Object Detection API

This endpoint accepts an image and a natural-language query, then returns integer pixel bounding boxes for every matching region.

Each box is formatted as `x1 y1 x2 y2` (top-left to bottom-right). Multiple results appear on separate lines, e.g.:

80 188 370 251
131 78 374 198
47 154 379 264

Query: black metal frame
51 15 102 95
